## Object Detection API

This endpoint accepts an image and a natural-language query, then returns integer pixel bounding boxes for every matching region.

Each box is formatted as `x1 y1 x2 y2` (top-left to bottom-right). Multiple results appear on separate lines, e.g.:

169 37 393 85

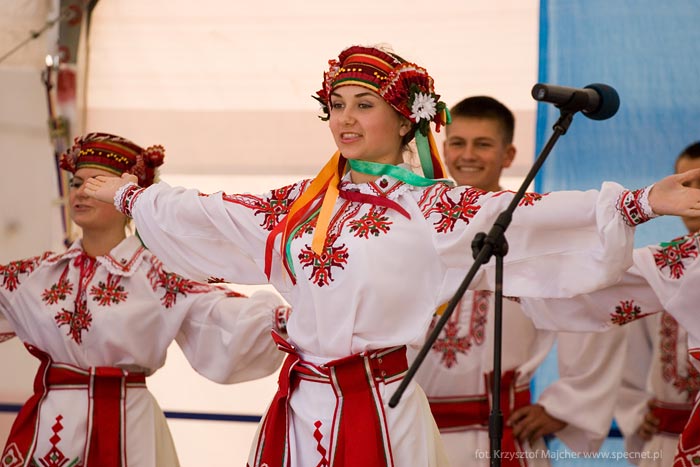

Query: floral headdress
59 132 165 187
265 45 451 281
315 46 450 177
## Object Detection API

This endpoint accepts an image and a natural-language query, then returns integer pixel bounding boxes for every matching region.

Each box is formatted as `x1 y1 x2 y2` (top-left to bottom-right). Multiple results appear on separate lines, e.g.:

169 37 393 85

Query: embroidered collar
341 163 429 200
46 236 146 277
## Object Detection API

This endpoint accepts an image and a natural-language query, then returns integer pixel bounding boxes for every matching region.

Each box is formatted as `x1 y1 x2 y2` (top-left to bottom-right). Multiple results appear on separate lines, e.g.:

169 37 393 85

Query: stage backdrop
532 1 700 465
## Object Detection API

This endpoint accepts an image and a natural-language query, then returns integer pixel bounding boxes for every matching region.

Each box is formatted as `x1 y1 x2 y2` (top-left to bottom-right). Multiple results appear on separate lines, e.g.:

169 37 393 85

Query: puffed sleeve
433 182 640 302
175 288 285 384
121 180 309 287
0 254 46 338
517 232 700 337
536 327 628 454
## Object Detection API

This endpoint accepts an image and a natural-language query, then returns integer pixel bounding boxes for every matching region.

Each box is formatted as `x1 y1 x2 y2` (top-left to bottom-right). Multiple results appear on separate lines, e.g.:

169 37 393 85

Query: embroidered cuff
114 183 145 219
273 305 292 335
617 185 658 227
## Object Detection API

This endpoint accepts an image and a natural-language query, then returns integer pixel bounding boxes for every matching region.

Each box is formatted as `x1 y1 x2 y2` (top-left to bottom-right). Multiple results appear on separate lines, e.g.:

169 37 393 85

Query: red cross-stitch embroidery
653 236 699 279
42 278 74 305
298 241 349 287
223 183 302 231
659 312 700 400
610 299 651 325
90 274 128 306
147 258 213 308
348 209 392 238
1 442 24 467
0 256 42 292
37 415 81 467
423 186 483 233
431 319 471 369
313 420 329 467
55 297 92 344
492 190 546 207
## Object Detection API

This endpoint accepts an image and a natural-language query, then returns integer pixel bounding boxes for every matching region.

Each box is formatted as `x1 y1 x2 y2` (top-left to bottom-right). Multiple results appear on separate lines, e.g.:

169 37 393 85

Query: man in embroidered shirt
412 96 627 466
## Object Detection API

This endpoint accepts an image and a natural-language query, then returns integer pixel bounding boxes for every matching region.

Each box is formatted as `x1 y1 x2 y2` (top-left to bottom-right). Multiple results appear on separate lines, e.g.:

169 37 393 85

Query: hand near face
84 173 139 204
648 168 700 216
508 403 567 446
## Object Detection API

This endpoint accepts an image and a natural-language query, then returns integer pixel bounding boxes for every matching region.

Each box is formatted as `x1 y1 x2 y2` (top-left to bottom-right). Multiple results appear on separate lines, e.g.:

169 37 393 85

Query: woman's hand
648 168 700 216
84 173 139 204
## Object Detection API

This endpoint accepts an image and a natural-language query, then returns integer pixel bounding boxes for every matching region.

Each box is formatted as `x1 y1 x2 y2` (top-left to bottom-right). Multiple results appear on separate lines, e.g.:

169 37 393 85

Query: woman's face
69 167 127 232
328 85 410 166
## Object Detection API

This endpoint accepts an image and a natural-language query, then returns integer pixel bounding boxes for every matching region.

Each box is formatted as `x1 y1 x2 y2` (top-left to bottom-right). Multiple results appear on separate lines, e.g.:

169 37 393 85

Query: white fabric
0 235 284 466
517 233 700 467
518 233 700 342
124 171 637 465
412 293 626 466
614 314 697 467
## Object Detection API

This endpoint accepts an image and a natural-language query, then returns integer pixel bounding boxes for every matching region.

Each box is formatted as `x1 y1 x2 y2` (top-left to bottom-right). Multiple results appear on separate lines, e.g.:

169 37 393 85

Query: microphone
531 83 620 121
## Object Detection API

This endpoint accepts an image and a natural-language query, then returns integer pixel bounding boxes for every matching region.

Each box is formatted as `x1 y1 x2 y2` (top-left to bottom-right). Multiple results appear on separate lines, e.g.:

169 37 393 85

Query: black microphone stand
389 107 578 467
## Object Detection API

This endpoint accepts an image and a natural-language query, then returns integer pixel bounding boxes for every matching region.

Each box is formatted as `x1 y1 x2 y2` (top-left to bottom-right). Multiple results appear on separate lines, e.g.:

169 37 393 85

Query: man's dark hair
675 141 700 171
449 96 515 144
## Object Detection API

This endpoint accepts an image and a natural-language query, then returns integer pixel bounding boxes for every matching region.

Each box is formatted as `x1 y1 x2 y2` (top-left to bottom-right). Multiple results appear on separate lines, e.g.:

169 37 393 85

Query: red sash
649 399 692 436
429 369 530 467
1 344 145 467
250 332 408 467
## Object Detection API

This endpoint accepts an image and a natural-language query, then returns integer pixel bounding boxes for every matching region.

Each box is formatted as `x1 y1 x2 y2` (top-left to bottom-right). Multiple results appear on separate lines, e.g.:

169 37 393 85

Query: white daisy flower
410 92 437 122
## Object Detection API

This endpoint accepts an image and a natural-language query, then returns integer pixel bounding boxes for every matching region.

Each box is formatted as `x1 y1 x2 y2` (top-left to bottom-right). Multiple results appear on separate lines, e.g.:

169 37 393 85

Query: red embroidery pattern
55 297 92 345
0 256 42 291
348 209 392 238
675 401 700 467
470 291 489 345
38 415 81 467
313 420 329 467
42 278 73 305
653 236 699 279
616 188 651 227
54 255 97 344
223 182 306 231
117 184 144 219
430 292 491 368
659 312 700 401
610 299 652 325
1 442 24 467
431 319 471 368
422 186 483 233
298 241 349 287
492 190 547 207
90 274 128 306
147 257 213 308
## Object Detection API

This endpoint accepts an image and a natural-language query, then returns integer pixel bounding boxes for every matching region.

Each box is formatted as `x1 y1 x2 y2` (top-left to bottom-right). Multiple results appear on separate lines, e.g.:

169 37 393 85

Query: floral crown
59 132 165 187
315 45 449 137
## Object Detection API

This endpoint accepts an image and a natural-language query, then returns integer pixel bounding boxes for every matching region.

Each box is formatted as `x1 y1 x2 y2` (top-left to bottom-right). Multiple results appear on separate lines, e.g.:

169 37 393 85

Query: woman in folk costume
84 44 700 467
0 133 289 467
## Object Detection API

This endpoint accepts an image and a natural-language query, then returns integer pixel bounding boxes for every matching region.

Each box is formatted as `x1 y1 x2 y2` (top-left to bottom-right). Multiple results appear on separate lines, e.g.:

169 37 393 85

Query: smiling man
442 96 516 192
412 95 628 466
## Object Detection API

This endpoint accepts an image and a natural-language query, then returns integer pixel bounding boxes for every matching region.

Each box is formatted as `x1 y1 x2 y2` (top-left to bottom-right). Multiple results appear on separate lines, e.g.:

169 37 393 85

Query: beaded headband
59 132 165 187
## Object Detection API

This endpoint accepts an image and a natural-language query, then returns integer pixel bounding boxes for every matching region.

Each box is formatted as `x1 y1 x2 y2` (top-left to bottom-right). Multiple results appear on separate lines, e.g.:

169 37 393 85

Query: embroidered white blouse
118 172 644 360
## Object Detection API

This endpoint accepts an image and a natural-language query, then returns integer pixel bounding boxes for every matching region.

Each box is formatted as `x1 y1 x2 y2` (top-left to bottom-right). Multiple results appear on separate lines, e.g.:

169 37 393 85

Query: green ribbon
348 159 452 187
